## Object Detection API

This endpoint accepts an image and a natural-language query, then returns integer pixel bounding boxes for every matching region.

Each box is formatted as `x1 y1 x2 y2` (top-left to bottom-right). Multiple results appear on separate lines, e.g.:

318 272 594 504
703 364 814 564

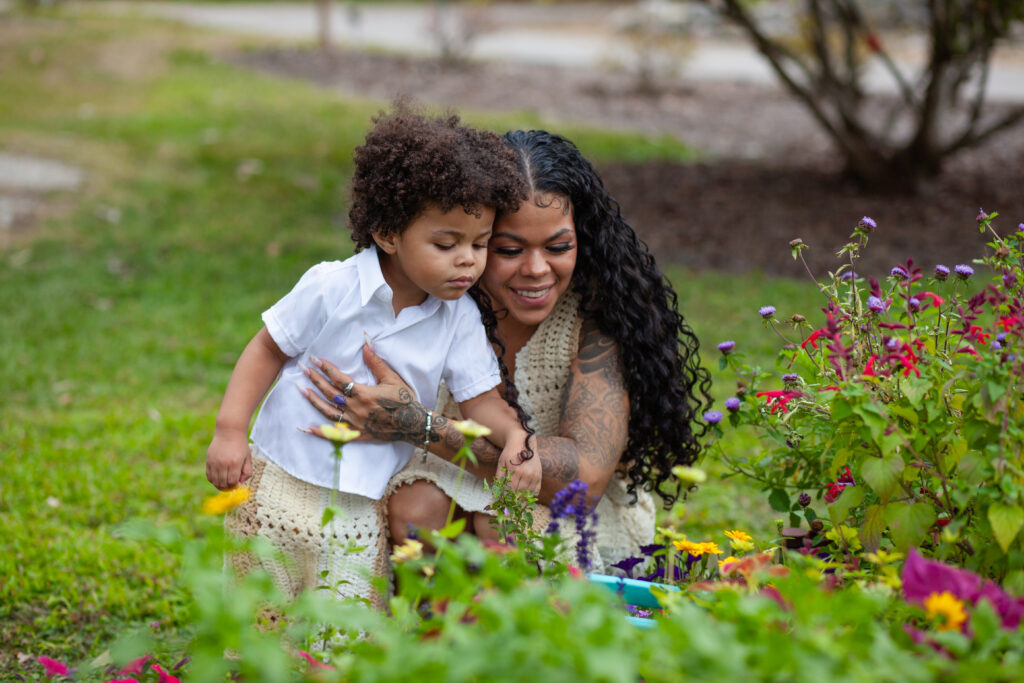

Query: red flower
966 325 991 345
37 656 68 678
801 329 826 350
863 354 879 376
119 655 150 675
918 292 944 309
998 315 1021 331
898 354 921 378
297 651 335 671
151 664 182 683
824 484 845 503
755 390 803 413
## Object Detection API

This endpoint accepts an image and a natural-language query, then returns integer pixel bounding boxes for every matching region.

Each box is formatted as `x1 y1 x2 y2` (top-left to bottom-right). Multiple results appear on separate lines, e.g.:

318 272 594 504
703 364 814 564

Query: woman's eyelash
548 244 574 253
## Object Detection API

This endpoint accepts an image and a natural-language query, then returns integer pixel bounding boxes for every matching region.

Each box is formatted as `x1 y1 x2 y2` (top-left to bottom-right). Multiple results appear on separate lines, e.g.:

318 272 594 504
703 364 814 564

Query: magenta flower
902 549 1024 630
37 656 68 678
151 663 182 683
118 655 150 675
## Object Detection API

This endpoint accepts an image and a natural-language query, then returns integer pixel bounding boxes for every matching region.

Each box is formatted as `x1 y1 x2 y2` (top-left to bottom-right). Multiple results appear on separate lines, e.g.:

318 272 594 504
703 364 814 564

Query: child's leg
472 511 500 543
388 480 452 544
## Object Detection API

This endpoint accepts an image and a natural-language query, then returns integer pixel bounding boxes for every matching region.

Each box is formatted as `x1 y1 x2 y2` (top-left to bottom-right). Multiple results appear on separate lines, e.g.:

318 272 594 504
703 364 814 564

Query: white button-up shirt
250 246 500 499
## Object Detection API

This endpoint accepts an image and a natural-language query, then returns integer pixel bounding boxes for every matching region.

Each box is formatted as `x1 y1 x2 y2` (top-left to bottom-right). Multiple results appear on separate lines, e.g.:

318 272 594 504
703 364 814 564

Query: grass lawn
0 9 823 673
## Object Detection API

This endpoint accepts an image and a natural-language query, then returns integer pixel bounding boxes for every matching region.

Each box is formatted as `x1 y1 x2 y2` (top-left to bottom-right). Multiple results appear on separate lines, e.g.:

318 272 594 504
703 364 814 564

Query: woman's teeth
514 288 549 299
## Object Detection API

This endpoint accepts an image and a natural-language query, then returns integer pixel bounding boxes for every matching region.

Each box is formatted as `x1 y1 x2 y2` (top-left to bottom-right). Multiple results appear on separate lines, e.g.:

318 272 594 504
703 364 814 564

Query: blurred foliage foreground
4 9 1021 682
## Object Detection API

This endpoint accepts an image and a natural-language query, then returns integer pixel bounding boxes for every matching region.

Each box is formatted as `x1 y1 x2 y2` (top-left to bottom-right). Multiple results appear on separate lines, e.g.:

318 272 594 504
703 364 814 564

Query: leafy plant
709 213 1024 583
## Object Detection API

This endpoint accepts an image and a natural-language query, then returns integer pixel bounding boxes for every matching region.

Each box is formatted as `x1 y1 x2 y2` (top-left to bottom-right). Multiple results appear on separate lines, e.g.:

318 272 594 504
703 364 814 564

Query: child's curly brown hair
348 104 527 249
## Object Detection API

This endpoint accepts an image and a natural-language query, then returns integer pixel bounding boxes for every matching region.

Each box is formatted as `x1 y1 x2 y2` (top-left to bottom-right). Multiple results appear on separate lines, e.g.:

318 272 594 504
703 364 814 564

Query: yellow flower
718 555 740 572
202 486 250 515
924 591 967 632
866 549 904 565
730 539 755 553
451 419 492 440
672 465 707 484
390 538 424 563
320 422 361 444
724 530 753 543
674 539 722 557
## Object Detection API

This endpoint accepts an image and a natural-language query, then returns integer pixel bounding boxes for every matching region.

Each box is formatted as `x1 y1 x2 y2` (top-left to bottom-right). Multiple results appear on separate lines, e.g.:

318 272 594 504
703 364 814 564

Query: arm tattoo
558 319 630 471
577 318 627 392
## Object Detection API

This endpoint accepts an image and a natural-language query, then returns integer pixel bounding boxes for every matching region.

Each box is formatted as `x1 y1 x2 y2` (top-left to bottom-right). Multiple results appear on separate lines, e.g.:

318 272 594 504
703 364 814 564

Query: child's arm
206 326 290 490
458 390 541 494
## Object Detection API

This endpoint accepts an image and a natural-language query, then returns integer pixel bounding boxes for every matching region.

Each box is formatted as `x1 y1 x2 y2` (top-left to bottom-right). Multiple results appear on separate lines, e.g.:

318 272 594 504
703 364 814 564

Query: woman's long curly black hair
502 130 713 506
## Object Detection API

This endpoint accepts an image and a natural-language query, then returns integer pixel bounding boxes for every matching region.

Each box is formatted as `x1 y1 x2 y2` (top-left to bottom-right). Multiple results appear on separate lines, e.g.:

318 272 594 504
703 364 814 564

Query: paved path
93 1 1024 102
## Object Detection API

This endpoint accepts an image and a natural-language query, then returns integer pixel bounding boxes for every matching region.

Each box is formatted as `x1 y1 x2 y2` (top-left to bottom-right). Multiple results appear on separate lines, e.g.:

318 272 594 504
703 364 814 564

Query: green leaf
437 517 467 539
321 506 338 527
860 504 886 553
768 488 791 513
861 456 902 503
887 503 936 552
901 377 931 408
828 485 864 524
987 502 1024 553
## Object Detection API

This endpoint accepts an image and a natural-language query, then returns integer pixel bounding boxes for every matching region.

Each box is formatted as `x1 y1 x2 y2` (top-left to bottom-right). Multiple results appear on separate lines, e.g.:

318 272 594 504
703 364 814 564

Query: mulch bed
228 45 1024 279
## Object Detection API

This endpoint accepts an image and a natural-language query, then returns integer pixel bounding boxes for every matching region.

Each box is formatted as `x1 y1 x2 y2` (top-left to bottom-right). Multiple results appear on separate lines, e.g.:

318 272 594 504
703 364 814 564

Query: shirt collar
355 245 453 316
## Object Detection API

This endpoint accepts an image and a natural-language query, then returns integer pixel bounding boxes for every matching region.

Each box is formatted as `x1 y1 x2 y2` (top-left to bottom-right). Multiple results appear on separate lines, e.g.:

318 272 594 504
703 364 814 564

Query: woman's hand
301 344 427 445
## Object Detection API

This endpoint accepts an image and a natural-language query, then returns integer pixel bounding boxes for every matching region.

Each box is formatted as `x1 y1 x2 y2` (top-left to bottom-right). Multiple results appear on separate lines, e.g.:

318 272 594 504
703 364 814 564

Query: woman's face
482 193 578 329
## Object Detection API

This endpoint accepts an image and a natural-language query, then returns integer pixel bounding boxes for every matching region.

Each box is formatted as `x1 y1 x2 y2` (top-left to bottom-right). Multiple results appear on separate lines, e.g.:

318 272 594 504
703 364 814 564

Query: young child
206 106 538 605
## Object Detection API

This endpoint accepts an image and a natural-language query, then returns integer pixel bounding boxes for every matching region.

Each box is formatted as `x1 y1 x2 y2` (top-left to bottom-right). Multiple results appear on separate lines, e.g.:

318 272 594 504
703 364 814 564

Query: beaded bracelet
422 410 432 462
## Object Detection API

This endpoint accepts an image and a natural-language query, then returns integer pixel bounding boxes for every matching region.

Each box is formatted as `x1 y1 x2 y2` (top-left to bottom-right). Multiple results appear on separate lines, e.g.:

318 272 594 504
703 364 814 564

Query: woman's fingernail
294 382 308 395
309 355 323 367
363 331 374 349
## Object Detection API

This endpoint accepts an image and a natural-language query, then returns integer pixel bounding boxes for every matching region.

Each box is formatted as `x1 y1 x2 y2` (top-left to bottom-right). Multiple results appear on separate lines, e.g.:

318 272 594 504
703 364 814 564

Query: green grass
0 10 820 674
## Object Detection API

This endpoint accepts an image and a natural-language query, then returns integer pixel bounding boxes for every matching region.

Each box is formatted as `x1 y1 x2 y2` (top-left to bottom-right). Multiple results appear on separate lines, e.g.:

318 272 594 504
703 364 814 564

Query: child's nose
453 244 476 267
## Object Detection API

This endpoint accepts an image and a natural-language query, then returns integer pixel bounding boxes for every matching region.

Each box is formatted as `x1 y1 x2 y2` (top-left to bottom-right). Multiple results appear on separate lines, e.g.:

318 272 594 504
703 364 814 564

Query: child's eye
473 243 488 250
435 243 455 251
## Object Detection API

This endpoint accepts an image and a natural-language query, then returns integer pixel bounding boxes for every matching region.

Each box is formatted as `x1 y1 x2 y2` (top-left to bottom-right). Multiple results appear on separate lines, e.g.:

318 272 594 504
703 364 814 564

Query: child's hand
497 431 541 495
206 429 253 491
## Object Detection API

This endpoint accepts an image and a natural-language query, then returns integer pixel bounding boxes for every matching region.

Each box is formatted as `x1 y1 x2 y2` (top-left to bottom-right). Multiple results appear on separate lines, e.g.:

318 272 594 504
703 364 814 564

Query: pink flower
917 292 944 309
119 655 150 675
902 549 1024 630
151 664 182 683
297 651 335 671
755 390 803 414
37 656 68 677
107 679 142 683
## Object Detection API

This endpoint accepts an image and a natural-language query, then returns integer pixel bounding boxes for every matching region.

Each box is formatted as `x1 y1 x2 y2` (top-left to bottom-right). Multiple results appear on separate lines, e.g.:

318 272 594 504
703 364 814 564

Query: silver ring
342 381 355 397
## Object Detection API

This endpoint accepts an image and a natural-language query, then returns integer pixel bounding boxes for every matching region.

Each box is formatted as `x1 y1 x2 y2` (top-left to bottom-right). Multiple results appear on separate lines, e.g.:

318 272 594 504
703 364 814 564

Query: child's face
374 203 494 302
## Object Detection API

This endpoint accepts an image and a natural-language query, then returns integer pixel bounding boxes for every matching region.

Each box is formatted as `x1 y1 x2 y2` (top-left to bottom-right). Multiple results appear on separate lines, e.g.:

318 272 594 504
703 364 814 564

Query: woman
302 130 711 571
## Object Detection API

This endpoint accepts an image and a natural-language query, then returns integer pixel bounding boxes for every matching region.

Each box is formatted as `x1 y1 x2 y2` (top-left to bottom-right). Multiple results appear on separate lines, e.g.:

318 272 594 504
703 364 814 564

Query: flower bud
798 492 811 507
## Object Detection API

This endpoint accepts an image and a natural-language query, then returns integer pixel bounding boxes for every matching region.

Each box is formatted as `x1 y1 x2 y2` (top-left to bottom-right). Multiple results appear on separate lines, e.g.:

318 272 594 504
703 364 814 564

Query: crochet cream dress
224 289 656 609
387 290 656 572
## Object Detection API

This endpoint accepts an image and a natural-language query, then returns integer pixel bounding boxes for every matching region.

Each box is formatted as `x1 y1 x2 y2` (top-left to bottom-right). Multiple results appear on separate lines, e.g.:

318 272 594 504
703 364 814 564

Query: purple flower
902 549 1024 630
868 296 887 313
782 373 800 385
840 271 859 281
890 266 909 280
546 479 597 569
954 264 974 280
997 332 1007 343
703 410 723 425
640 543 665 557
610 556 645 579
908 297 921 311
717 340 736 354
1003 273 1017 288
992 340 1003 351
725 397 741 412
977 208 989 222
759 305 776 319
1018 223 1024 232
886 337 900 350
859 216 877 231
934 265 950 280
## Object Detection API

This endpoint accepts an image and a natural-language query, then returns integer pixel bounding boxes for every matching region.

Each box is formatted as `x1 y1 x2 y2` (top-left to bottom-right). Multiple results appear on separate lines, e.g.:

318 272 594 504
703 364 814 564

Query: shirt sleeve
261 262 341 358
443 300 502 402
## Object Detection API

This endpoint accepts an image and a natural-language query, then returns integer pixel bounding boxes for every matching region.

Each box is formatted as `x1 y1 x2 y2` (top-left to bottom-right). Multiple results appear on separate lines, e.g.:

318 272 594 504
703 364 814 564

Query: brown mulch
228 46 1024 279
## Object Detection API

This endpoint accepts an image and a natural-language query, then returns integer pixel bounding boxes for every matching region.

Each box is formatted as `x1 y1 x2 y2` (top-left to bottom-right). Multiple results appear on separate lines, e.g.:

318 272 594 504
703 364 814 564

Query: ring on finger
342 381 355 397
332 394 347 408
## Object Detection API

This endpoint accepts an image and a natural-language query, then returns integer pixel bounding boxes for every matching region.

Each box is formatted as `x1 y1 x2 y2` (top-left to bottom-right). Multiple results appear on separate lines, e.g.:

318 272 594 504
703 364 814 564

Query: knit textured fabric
225 447 391 610
388 289 656 571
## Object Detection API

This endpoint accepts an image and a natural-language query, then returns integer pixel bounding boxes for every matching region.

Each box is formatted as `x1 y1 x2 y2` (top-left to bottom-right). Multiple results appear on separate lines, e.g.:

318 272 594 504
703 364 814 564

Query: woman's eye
493 247 522 256
547 243 574 254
